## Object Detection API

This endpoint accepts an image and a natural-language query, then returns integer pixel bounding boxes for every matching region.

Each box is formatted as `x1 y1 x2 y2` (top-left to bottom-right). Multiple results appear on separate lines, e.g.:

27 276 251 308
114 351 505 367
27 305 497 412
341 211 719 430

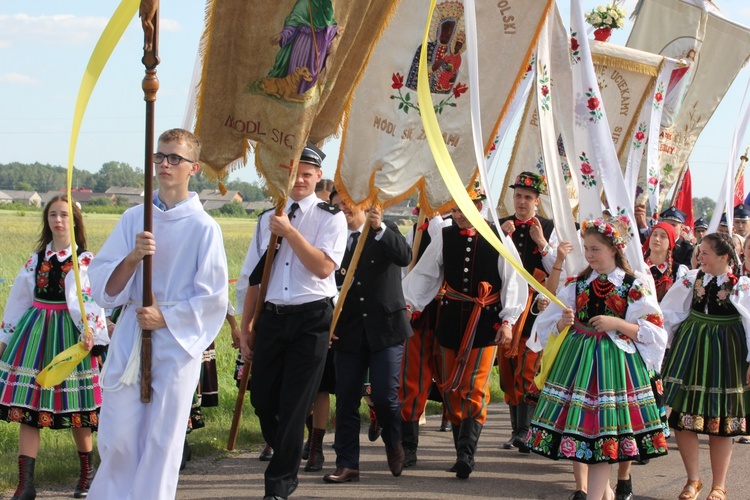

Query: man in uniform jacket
323 189 412 484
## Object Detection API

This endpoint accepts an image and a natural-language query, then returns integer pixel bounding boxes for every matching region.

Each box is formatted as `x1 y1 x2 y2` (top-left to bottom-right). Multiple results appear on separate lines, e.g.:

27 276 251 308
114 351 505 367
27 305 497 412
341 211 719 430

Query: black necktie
348 231 360 251
248 203 300 286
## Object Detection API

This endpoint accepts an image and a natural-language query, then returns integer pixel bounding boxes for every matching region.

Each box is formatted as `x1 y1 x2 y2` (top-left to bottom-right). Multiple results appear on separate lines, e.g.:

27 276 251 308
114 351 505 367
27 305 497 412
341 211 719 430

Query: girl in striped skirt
526 218 668 500
0 196 108 499
660 232 750 500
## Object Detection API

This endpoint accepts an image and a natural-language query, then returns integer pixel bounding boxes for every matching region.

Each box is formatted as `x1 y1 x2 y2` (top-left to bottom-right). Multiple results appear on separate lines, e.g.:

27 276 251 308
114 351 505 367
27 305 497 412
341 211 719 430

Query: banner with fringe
335 0 554 211
193 0 399 200
627 0 750 211
500 21 665 220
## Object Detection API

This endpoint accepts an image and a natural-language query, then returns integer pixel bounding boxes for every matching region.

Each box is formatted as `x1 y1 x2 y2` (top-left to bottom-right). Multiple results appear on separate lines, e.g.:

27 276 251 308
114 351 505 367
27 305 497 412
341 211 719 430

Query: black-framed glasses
153 152 195 165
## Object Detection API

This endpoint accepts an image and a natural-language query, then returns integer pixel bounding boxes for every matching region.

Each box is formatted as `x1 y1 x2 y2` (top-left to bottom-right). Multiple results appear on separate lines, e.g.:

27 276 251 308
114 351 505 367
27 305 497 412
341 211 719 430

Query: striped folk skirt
526 324 668 464
0 301 101 429
662 311 750 436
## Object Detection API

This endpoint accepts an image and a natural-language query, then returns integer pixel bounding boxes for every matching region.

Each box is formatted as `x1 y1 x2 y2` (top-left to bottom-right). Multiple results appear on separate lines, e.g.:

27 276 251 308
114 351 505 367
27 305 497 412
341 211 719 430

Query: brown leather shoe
385 442 405 477
323 467 360 483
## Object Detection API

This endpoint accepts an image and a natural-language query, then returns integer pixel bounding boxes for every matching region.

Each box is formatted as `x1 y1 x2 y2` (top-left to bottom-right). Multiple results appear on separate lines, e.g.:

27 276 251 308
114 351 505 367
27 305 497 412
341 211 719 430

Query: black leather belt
264 298 331 315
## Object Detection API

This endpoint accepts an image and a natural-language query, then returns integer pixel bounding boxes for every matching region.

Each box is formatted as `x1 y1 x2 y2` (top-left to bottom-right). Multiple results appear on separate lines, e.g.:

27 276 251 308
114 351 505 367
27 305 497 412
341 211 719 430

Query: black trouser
333 341 404 469
250 301 331 498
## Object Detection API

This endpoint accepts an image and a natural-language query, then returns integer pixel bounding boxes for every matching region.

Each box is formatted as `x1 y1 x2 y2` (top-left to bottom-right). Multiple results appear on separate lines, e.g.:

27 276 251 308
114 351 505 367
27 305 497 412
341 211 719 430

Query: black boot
615 475 633 500
301 413 313 460
513 402 534 453
401 420 420 468
180 438 191 471
304 428 325 472
439 405 450 432
502 404 518 449
74 451 96 498
453 419 482 479
447 422 460 472
11 455 36 500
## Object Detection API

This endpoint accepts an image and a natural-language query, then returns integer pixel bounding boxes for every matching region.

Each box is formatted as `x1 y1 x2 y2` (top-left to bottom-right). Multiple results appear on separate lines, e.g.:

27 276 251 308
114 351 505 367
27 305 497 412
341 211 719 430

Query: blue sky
1 0 749 199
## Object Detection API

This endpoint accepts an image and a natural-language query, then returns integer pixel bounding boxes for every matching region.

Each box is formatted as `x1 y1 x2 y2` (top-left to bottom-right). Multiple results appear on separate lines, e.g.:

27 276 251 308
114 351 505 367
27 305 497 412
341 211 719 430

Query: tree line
0 162 267 202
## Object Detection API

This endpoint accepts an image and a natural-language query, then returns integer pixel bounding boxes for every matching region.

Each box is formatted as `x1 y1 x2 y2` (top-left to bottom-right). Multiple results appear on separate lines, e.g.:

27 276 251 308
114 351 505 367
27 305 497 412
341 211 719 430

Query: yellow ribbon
39 0 139 388
416 0 569 389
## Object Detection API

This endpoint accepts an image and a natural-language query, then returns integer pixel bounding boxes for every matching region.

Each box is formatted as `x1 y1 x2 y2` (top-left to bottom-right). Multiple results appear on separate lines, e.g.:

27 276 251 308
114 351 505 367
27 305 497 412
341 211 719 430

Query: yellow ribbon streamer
39 0 139 388
416 0 569 389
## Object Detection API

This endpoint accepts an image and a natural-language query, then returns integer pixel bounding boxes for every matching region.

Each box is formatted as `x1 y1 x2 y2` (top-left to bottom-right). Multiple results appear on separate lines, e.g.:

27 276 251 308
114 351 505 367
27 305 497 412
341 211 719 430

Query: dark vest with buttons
437 224 503 350
691 271 740 316
498 214 554 276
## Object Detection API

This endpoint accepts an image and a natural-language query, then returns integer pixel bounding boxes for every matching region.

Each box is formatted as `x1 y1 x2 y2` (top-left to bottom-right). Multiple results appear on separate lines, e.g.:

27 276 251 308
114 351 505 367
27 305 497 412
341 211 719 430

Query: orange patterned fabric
498 344 541 406
399 317 437 422
435 345 497 425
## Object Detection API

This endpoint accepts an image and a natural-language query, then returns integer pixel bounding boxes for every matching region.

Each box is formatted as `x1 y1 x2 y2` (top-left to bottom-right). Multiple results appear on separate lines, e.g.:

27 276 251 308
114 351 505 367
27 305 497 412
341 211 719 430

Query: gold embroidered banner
627 0 750 210
335 0 554 211
193 0 398 200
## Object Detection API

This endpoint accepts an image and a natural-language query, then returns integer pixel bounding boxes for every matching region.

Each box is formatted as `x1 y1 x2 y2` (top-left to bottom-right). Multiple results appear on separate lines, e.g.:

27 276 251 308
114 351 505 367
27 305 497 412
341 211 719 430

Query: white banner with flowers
500 19 664 225
623 58 680 214
336 0 554 211
627 0 750 211
567 0 646 275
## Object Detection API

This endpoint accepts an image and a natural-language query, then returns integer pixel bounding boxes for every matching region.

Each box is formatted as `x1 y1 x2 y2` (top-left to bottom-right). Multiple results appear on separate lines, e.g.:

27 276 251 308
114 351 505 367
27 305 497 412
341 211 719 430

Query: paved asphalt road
172 404 750 500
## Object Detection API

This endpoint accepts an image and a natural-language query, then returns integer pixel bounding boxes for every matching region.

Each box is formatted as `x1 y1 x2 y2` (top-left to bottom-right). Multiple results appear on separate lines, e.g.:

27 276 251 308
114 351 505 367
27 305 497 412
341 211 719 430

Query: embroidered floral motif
632 121 647 150
585 88 603 123
579 151 597 187
570 31 581 64
653 81 664 111
628 286 643 302
643 313 664 327
605 294 627 316
38 412 53 428
538 64 551 112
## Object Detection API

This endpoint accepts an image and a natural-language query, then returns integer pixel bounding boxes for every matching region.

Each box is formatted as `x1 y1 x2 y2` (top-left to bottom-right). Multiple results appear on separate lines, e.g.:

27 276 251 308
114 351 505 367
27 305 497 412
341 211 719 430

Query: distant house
1 190 42 207
198 189 243 211
105 187 144 206
106 186 144 197
47 189 115 205
0 191 14 204
243 200 273 214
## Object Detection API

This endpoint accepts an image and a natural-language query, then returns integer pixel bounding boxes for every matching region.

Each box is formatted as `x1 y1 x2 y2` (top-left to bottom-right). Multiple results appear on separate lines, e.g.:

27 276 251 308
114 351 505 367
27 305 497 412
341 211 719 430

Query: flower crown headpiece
581 218 627 249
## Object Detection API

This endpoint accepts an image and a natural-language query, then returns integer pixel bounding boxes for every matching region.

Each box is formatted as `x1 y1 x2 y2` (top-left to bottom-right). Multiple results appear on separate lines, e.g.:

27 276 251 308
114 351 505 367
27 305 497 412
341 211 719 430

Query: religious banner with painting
193 0 399 200
335 0 555 212
627 0 750 210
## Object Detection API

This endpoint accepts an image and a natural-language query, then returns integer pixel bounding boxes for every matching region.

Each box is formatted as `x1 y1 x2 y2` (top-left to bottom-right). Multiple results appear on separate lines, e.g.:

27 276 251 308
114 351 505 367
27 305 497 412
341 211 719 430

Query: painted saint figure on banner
405 1 466 94
260 0 342 103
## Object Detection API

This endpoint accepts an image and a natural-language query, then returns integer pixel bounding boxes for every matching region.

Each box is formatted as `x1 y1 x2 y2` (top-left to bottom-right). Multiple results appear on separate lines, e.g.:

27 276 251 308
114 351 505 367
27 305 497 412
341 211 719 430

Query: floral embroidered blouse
661 268 750 360
531 267 667 371
0 243 108 346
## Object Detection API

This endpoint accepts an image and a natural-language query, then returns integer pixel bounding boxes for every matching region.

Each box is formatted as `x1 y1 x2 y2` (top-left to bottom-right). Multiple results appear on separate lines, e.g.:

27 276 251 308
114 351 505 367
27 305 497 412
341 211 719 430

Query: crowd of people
0 129 749 500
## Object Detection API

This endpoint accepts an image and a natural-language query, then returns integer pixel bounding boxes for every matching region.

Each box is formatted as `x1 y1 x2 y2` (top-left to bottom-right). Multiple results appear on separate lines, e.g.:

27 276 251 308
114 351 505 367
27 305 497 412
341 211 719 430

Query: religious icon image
248 0 343 104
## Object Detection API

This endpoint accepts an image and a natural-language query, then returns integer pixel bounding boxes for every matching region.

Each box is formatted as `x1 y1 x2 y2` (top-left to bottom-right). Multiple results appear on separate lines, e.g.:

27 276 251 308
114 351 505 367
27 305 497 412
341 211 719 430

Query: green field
0 211 502 492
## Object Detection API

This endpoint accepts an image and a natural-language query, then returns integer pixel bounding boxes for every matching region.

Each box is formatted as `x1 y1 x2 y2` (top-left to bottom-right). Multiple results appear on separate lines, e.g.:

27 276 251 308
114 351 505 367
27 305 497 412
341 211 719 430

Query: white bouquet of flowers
585 3 627 29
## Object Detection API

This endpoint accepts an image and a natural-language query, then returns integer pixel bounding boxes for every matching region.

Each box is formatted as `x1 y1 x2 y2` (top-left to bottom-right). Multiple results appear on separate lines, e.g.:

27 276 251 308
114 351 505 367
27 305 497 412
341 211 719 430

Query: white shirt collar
287 192 319 214
586 267 626 286
701 271 730 286
45 242 73 261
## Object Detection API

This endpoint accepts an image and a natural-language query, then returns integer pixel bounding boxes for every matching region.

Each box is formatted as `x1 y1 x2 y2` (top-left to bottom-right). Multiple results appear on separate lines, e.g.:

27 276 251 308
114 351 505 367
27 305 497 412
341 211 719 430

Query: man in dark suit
323 189 412 484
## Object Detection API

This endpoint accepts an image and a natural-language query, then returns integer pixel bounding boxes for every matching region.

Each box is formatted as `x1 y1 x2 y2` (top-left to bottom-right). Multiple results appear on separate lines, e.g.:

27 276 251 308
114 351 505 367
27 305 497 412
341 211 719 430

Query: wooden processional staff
139 0 159 403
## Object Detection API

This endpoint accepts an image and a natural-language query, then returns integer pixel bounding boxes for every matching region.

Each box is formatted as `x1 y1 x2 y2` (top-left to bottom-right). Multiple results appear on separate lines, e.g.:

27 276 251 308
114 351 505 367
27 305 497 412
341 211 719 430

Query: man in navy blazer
323 189 412 484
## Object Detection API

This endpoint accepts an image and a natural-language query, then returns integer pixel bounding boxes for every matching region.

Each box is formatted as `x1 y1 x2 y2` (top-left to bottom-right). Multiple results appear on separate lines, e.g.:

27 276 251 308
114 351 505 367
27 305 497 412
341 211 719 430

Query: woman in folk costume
526 218 668 500
660 232 750 500
0 196 108 500
643 221 689 302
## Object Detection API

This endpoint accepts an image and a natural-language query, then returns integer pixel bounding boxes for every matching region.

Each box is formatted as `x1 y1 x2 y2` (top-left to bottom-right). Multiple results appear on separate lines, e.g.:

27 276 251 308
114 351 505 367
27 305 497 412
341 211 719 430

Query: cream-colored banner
627 0 750 210
336 0 554 211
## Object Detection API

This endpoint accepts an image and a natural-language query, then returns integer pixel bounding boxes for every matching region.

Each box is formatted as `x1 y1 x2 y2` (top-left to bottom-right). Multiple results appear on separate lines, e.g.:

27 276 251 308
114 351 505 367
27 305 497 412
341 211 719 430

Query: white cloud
0 73 38 85
0 13 109 46
0 13 183 48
